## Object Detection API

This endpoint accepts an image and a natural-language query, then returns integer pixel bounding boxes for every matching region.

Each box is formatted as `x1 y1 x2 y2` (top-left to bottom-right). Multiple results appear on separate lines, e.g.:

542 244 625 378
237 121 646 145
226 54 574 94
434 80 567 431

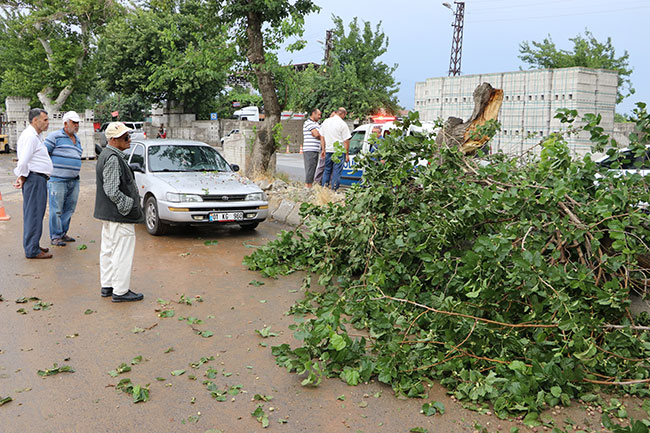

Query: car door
127 143 148 204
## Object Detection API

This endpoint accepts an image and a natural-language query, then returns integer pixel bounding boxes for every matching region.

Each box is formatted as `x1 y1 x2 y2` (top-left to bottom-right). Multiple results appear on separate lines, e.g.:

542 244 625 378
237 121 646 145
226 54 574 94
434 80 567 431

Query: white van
233 106 260 122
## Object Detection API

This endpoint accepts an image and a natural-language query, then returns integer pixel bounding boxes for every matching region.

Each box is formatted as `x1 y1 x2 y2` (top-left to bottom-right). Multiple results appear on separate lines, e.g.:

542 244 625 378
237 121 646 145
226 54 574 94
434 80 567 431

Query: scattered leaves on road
76 244 87 250
131 356 143 365
254 394 273 402
171 369 186 376
16 308 27 315
0 396 12 406
164 347 174 353
249 280 264 286
32 301 51 311
204 240 219 246
132 327 145 334
158 310 175 318
191 356 214 369
84 309 94 315
37 363 74 377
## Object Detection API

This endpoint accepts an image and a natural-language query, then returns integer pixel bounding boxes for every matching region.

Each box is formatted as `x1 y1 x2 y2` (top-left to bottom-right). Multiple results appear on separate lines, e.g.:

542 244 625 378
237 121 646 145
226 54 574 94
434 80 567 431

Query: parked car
220 128 240 145
232 106 260 121
125 139 268 235
341 119 437 186
595 145 650 176
95 122 146 155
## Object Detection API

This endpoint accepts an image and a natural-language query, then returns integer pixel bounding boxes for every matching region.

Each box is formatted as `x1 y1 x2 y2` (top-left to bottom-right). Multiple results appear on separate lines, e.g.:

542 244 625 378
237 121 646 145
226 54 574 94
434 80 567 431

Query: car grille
202 194 247 202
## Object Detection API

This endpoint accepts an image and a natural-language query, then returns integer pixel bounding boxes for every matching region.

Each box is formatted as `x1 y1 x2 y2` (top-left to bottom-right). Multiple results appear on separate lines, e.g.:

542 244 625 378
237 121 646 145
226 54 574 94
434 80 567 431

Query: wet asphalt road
0 153 625 433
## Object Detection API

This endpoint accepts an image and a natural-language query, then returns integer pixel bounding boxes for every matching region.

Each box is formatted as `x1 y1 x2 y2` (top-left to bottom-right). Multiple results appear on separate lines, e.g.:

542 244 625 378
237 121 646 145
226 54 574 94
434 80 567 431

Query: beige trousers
100 221 136 296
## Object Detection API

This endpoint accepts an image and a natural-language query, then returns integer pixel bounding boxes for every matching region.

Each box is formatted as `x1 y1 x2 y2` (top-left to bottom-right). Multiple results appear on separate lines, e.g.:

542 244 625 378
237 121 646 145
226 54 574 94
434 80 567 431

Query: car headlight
166 192 203 202
245 192 265 201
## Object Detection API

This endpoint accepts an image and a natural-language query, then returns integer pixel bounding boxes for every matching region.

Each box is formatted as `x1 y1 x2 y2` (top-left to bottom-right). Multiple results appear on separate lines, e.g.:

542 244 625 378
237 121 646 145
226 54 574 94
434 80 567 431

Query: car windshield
148 145 231 173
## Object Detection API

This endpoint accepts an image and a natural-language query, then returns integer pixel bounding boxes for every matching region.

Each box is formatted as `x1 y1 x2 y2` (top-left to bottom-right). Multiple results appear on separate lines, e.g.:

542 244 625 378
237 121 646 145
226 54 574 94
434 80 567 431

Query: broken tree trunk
436 82 504 155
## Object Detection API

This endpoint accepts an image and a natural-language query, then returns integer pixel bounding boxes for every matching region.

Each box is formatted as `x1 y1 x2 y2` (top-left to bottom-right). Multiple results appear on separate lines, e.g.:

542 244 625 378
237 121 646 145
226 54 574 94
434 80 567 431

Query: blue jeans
22 173 48 257
48 178 80 240
321 153 344 191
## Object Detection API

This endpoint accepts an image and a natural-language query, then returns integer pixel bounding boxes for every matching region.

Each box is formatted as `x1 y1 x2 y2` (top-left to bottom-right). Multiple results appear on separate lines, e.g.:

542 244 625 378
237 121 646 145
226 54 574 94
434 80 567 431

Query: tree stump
435 82 504 155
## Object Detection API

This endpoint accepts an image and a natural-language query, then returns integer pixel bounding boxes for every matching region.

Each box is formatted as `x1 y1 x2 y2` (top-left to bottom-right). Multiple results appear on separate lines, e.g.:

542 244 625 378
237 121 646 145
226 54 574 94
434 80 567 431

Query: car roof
131 139 212 147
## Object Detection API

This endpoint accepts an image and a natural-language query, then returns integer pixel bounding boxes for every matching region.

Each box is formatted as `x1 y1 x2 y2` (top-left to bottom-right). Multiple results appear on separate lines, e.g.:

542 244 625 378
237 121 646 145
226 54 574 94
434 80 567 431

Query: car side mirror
129 163 144 173
231 164 240 172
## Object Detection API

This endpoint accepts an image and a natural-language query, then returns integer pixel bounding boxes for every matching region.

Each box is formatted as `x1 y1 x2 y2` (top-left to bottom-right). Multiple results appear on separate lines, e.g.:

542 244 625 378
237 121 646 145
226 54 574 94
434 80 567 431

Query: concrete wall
415 67 619 157
612 122 634 148
5 97 96 158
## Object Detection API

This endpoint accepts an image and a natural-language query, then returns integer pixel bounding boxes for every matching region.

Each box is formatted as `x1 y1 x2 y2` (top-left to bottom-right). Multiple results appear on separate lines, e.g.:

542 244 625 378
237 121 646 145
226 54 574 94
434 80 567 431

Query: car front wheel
145 196 168 235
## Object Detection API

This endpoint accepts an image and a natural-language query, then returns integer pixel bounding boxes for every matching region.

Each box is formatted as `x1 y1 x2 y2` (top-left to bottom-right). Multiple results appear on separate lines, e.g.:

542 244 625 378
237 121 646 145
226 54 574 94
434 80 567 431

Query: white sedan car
125 139 268 235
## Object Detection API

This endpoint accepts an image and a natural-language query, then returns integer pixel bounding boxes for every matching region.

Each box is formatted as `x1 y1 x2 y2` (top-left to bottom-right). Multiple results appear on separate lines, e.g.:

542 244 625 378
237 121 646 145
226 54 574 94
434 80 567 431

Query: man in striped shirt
302 108 323 188
45 111 83 246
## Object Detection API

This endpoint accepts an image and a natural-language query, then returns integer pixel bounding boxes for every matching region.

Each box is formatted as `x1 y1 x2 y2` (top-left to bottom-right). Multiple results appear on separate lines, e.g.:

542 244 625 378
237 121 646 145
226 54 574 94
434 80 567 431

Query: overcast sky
278 0 649 116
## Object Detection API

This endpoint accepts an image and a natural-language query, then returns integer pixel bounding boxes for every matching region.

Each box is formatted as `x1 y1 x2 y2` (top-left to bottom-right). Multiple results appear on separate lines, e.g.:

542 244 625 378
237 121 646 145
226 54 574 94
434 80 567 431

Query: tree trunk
244 9 282 177
436 82 504 155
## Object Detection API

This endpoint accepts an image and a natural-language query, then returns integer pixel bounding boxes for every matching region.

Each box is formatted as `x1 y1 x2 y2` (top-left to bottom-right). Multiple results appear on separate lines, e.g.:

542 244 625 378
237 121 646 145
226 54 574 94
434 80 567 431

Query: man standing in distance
13 108 53 259
320 107 351 191
302 108 323 188
94 122 144 302
46 111 83 246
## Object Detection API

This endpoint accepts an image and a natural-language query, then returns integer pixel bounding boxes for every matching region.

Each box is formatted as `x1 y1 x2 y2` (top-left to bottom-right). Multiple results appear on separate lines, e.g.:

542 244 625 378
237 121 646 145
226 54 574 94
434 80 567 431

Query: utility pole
444 1 465 77
324 29 333 67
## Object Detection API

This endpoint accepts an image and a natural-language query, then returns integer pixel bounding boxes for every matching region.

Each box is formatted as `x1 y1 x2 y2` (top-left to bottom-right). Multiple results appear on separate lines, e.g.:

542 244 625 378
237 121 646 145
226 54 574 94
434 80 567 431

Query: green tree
0 0 118 112
220 0 319 176
287 16 400 118
98 0 234 116
519 30 633 104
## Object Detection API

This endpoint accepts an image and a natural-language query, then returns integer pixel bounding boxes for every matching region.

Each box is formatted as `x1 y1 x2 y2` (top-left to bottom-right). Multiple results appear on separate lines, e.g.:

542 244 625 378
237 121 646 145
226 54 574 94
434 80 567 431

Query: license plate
209 212 243 222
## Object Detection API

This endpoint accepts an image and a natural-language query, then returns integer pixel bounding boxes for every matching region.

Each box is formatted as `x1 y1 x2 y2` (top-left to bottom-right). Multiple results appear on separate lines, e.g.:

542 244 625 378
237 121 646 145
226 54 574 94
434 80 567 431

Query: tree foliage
287 16 400 118
519 30 633 104
245 106 650 422
0 0 118 112
219 0 319 175
99 0 234 114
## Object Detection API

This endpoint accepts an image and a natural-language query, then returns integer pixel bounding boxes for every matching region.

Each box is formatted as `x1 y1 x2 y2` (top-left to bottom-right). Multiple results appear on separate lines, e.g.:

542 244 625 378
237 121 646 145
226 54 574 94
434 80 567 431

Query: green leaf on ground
37 363 74 376
191 356 214 369
108 363 131 377
199 330 213 338
15 297 39 304
116 378 149 403
157 298 170 306
204 240 219 246
158 310 175 318
132 327 145 334
337 395 346 401
171 370 186 376
255 326 279 338
249 280 265 286
0 396 12 406
164 347 174 353
421 401 445 416
84 309 94 315
254 394 273 402
410 428 429 433
131 356 143 365
77 244 87 250
251 405 269 428
16 308 27 314
32 301 51 311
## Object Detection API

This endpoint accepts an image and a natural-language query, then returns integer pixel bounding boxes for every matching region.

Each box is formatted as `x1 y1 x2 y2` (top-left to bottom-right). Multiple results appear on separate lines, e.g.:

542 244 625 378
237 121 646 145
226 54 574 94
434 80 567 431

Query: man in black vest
94 122 144 302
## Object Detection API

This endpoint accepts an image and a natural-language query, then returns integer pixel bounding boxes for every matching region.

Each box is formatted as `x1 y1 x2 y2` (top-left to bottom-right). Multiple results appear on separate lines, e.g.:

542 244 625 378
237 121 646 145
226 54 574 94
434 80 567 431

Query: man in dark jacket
94 122 144 302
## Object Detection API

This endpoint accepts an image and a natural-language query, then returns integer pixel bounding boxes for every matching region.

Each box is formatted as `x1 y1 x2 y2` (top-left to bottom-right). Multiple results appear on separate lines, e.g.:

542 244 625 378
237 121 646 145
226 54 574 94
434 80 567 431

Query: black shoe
112 290 144 303
62 235 76 242
101 287 113 297
51 238 66 246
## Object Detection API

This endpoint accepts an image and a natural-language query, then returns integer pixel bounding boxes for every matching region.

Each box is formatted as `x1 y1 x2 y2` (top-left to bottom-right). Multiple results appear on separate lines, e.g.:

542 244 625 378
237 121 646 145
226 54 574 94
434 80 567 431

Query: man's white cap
105 122 133 139
62 111 81 123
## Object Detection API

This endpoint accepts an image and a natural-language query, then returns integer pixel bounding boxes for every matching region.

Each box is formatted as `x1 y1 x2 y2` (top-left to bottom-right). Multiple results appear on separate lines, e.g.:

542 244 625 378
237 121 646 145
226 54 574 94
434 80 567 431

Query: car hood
151 171 262 195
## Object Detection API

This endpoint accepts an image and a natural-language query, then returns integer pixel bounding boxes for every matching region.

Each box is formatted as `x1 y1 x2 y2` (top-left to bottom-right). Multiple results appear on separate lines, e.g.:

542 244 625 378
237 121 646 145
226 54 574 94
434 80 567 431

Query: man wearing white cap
94 122 144 302
45 110 83 246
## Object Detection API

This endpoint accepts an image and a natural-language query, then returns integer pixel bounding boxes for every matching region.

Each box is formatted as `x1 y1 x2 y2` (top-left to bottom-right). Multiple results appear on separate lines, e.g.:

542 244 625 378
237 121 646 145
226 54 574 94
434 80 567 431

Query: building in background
414 67 618 156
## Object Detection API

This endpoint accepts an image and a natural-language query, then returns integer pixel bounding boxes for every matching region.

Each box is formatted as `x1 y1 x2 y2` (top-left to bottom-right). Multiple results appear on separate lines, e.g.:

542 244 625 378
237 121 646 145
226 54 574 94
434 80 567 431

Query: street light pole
443 1 465 77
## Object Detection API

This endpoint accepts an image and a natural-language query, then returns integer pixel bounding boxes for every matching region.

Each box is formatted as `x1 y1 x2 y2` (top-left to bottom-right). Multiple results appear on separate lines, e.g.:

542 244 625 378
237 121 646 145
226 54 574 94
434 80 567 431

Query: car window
129 144 146 169
349 131 365 155
148 145 232 173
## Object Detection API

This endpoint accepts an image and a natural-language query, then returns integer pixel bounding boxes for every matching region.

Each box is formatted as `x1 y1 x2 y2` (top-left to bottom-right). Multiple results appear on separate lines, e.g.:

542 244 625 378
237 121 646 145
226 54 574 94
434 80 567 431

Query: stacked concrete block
415 67 618 158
